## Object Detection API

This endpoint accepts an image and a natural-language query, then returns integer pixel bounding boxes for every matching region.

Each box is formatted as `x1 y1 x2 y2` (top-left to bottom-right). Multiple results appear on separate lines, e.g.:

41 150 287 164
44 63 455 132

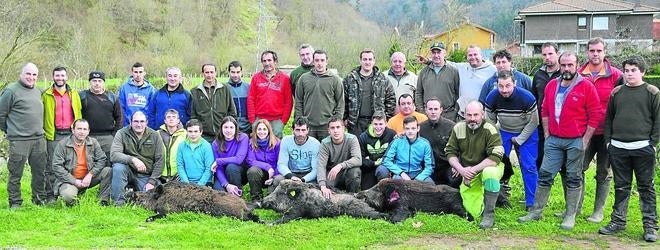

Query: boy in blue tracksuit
377 116 435 183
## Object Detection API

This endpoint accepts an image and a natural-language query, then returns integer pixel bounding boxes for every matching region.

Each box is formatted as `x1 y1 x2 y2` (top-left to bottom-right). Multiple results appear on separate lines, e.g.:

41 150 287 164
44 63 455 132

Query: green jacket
445 121 504 167
158 124 186 177
294 70 345 127
0 80 44 140
42 85 82 140
52 135 106 194
110 126 164 185
190 82 237 137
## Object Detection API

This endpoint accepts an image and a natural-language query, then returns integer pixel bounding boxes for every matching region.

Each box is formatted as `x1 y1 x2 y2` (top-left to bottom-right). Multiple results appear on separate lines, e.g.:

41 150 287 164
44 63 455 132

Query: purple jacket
246 140 281 176
212 133 249 187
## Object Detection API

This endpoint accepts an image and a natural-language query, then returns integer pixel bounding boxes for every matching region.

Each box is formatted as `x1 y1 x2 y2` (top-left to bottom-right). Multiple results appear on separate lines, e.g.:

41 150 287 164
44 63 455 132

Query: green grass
1 162 658 248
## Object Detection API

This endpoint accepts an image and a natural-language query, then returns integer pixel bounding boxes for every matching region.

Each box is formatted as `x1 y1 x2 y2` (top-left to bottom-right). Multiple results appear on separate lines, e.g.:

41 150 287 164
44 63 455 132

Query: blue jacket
228 80 251 133
478 69 533 103
148 84 191 129
118 76 156 126
176 139 214 186
382 135 435 181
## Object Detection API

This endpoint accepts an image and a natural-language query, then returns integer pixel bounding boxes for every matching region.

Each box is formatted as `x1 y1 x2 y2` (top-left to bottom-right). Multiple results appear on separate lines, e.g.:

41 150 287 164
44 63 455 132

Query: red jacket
541 76 602 138
247 71 293 123
578 59 622 135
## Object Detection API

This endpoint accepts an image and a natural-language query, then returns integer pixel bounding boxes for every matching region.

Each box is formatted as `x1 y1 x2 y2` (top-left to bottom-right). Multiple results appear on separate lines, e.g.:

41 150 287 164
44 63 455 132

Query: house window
592 16 608 30
533 44 542 55
453 42 460 51
578 16 587 29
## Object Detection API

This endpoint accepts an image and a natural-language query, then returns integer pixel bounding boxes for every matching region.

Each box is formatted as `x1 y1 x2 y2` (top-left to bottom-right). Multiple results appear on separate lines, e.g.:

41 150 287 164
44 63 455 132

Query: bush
447 49 467 63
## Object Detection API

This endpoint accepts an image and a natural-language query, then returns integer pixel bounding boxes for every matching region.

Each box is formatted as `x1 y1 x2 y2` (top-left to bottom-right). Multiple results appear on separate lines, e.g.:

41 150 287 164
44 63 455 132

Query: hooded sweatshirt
453 61 496 106
118 76 156 126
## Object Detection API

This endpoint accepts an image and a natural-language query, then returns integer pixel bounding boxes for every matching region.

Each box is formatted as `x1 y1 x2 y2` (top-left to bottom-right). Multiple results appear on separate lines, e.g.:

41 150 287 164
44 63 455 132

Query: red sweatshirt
541 76 602 138
247 71 293 123
577 59 622 135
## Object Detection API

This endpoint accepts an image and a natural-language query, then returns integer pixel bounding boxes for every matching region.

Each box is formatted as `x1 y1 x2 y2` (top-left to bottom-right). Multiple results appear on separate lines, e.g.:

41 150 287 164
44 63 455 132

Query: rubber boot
560 186 582 230
554 175 568 217
518 185 551 223
587 180 610 223
479 191 499 229
556 178 584 218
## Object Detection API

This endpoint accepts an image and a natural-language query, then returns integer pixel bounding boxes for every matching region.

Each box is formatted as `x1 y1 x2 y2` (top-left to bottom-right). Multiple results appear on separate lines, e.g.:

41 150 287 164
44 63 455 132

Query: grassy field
0 161 658 248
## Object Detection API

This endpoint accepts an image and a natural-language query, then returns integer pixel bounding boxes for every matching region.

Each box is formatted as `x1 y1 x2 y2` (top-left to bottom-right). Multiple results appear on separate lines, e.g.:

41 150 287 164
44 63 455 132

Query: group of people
0 38 657 242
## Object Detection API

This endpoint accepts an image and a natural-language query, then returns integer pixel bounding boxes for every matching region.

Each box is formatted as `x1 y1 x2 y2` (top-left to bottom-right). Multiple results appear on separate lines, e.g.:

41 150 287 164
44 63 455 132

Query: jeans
538 136 584 189
308 124 329 141
325 167 361 192
582 134 611 183
111 163 151 204
6 138 48 206
608 145 658 230
213 163 247 191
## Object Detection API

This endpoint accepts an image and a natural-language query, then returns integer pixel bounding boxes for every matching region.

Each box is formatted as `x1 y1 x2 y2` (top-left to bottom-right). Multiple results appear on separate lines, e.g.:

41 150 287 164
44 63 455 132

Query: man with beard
532 42 561 169
519 52 601 230
577 37 623 223
419 97 456 187
343 48 396 135
289 43 314 95
445 101 504 229
248 50 292 138
358 111 396 189
454 45 496 120
317 116 362 198
483 71 539 210
42 66 82 203
274 117 320 185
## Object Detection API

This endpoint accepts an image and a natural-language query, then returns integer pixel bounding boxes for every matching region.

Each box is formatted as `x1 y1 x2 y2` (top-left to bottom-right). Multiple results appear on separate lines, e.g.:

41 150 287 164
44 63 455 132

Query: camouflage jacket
343 66 396 126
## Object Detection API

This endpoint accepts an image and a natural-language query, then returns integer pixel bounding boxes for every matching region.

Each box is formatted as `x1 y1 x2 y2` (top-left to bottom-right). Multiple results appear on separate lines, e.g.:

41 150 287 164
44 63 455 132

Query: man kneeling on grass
52 119 111 206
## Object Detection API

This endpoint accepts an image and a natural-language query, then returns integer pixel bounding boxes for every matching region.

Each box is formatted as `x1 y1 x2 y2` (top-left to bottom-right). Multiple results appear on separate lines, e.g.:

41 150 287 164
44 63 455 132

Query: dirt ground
370 233 658 249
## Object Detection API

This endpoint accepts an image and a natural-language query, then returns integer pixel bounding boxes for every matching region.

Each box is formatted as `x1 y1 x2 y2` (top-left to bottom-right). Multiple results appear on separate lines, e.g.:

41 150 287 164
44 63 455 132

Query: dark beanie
89 71 105 81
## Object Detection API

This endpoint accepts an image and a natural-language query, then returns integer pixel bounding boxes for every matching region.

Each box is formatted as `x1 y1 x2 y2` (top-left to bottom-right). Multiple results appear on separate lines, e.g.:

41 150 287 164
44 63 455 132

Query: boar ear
286 187 303 199
152 184 164 199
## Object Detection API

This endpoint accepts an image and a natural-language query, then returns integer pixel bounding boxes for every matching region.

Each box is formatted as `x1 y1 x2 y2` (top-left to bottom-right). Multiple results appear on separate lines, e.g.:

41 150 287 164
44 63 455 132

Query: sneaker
99 200 110 206
599 223 626 235
644 228 658 242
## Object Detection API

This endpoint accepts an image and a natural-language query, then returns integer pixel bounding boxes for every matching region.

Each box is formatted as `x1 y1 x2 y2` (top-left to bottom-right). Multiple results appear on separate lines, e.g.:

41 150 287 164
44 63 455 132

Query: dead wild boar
258 179 387 224
127 181 260 222
356 179 472 223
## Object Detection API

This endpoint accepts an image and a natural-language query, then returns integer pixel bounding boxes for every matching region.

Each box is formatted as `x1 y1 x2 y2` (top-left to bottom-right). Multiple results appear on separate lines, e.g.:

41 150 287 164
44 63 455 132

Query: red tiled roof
519 0 659 15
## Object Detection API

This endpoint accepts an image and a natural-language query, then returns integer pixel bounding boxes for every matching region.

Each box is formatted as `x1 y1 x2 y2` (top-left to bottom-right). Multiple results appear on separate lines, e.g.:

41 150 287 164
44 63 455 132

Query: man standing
191 63 237 142
446 101 504 229
478 49 533 103
110 111 164 206
80 71 123 167
226 61 251 134
42 66 82 203
598 57 659 242
387 94 428 134
483 71 539 210
377 116 435 183
343 48 396 135
577 37 623 223
519 52 601 230
275 117 320 185
52 119 111 206
454 45 496 119
419 98 457 187
317 117 362 198
294 49 344 140
147 67 191 129
385 52 417 107
415 42 460 121
248 50 293 138
118 62 155 126
0 63 48 208
358 111 396 189
289 43 314 94
532 42 561 169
